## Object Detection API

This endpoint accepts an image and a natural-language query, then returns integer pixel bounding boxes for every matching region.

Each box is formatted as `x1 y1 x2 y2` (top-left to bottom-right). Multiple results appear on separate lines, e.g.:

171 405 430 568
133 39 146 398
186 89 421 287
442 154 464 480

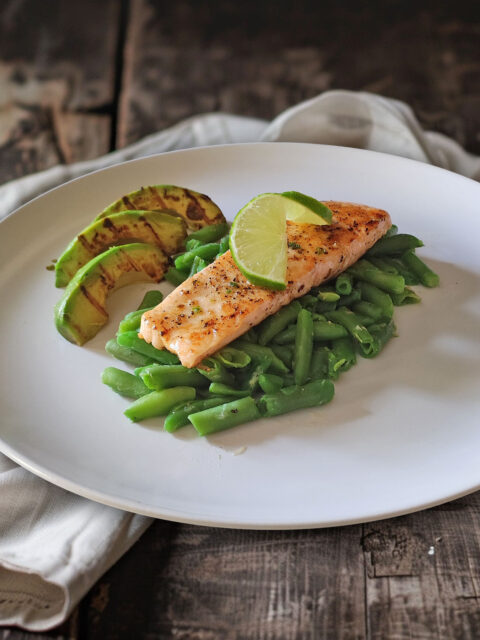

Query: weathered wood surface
1 0 480 638
0 0 118 182
117 0 480 153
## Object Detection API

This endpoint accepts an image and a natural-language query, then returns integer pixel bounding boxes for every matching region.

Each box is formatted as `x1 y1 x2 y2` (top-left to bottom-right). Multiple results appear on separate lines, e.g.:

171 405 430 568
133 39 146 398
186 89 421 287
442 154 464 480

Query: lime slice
229 193 288 290
229 191 332 290
281 191 333 225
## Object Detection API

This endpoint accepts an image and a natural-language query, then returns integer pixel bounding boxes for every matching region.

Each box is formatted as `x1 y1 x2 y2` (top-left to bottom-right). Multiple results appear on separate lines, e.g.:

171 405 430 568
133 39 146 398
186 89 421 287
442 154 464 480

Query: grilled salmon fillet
139 201 391 367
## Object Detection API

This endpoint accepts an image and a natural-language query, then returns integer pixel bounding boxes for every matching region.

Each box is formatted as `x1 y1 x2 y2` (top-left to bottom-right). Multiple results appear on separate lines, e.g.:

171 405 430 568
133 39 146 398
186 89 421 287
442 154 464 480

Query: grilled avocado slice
55 210 186 287
54 243 168 346
96 185 225 231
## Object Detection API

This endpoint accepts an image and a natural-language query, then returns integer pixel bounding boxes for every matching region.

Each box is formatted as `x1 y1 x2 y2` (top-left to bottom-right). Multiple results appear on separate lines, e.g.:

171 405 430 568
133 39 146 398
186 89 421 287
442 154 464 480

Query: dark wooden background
1 0 480 638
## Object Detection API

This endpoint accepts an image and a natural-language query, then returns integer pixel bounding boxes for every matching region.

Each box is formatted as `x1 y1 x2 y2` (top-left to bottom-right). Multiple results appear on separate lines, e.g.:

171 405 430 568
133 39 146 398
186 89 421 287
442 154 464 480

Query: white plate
1 143 479 529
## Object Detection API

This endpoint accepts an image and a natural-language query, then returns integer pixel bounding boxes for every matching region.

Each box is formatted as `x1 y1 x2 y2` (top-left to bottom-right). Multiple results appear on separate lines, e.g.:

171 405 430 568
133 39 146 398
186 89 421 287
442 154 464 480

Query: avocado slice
96 185 225 231
55 210 186 287
55 243 168 346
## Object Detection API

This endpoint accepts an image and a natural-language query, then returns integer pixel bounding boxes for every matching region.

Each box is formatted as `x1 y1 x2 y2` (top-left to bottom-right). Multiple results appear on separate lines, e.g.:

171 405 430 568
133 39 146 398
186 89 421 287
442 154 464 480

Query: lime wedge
229 193 288 290
281 191 333 225
229 191 332 290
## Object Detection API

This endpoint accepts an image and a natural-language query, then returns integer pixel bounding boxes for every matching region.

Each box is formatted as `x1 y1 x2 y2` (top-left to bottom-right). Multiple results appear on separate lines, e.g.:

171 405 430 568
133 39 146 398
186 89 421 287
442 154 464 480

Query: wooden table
1 1 479 637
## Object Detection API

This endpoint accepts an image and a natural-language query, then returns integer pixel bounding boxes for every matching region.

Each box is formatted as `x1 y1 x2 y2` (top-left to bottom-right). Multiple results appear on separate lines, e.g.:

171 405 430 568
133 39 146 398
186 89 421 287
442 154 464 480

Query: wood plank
0 0 119 183
118 0 480 153
53 112 111 165
82 522 366 639
364 493 480 639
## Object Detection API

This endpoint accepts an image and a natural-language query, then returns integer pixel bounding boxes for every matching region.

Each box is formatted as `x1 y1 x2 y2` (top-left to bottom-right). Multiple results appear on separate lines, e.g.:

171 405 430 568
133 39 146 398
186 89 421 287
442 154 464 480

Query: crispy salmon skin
139 202 391 367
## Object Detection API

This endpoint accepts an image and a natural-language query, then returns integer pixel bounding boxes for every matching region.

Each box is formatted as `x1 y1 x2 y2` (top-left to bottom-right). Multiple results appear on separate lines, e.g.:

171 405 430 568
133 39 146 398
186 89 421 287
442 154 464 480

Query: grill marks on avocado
55 210 186 287
96 185 226 231
55 243 169 346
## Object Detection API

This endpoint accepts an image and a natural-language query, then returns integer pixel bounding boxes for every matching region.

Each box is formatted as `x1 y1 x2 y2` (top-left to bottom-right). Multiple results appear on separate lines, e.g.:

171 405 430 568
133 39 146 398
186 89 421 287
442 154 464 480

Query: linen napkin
1 90 479 631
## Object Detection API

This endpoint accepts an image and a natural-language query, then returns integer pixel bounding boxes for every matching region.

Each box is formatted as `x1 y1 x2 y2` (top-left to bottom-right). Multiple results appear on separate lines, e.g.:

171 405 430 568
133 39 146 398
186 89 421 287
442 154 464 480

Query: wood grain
1 0 480 638
82 523 366 640
364 495 480 639
0 0 119 182
117 0 480 153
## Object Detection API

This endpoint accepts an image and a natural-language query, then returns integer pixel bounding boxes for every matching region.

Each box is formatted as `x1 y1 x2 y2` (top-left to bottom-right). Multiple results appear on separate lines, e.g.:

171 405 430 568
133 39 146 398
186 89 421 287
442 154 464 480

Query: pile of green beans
101 225 439 436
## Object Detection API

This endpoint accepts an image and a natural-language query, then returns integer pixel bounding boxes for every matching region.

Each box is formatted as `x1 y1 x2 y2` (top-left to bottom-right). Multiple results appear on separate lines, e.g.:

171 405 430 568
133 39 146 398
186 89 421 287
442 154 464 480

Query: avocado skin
96 185 226 231
55 210 186 287
54 243 168 346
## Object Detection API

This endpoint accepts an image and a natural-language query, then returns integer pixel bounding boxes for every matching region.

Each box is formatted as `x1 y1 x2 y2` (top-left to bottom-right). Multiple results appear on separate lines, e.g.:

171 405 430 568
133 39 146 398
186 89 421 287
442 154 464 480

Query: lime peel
281 191 333 225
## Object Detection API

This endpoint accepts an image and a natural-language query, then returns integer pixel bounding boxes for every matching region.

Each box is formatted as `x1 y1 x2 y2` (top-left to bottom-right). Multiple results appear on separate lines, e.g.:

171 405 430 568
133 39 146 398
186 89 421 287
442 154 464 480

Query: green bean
385 224 398 237
117 292 163 333
258 300 301 345
367 257 399 275
242 327 258 343
174 243 220 270
391 287 421 306
124 386 196 422
317 290 340 303
274 320 348 345
208 383 251 397
240 356 273 393
165 267 188 286
352 313 377 327
325 349 341 380
294 308 314 385
217 235 230 255
258 373 284 394
189 397 261 436
105 339 155 367
164 397 227 432
137 290 163 309
117 308 147 334
102 367 151 399
233 341 288 375
325 308 376 355
367 233 424 256
197 357 234 385
299 294 320 309
309 347 330 380
188 255 208 277
330 337 356 373
258 379 335 418
137 364 208 390
347 260 405 295
271 344 293 369
216 347 251 368
336 288 361 308
381 257 420 285
117 332 180 364
185 238 203 251
357 282 394 320
352 301 384 321
316 300 337 313
358 321 396 358
335 272 353 295
187 222 229 244
401 250 440 288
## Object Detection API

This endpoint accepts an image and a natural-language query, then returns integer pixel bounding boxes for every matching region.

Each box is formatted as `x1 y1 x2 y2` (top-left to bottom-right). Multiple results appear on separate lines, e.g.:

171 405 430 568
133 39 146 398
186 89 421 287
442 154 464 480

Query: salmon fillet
139 201 391 367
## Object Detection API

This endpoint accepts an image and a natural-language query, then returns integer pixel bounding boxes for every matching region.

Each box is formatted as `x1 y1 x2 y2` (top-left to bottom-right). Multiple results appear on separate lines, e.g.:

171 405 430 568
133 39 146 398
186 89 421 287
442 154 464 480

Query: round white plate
1 143 479 529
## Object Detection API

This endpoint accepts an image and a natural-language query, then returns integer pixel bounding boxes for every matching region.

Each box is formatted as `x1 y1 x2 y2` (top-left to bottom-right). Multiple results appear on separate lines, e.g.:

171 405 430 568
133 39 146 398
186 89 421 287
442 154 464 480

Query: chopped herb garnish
316 247 328 255
229 281 239 288
288 241 302 250
192 305 202 314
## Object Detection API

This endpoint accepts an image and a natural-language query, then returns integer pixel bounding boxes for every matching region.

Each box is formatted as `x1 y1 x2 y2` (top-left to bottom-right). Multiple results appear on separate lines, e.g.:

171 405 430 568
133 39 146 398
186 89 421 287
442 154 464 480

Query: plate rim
1 141 480 529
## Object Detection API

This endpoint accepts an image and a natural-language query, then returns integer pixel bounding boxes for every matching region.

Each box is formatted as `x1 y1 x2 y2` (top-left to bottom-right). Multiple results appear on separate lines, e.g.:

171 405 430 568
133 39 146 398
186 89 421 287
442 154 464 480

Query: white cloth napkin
1 90 479 631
